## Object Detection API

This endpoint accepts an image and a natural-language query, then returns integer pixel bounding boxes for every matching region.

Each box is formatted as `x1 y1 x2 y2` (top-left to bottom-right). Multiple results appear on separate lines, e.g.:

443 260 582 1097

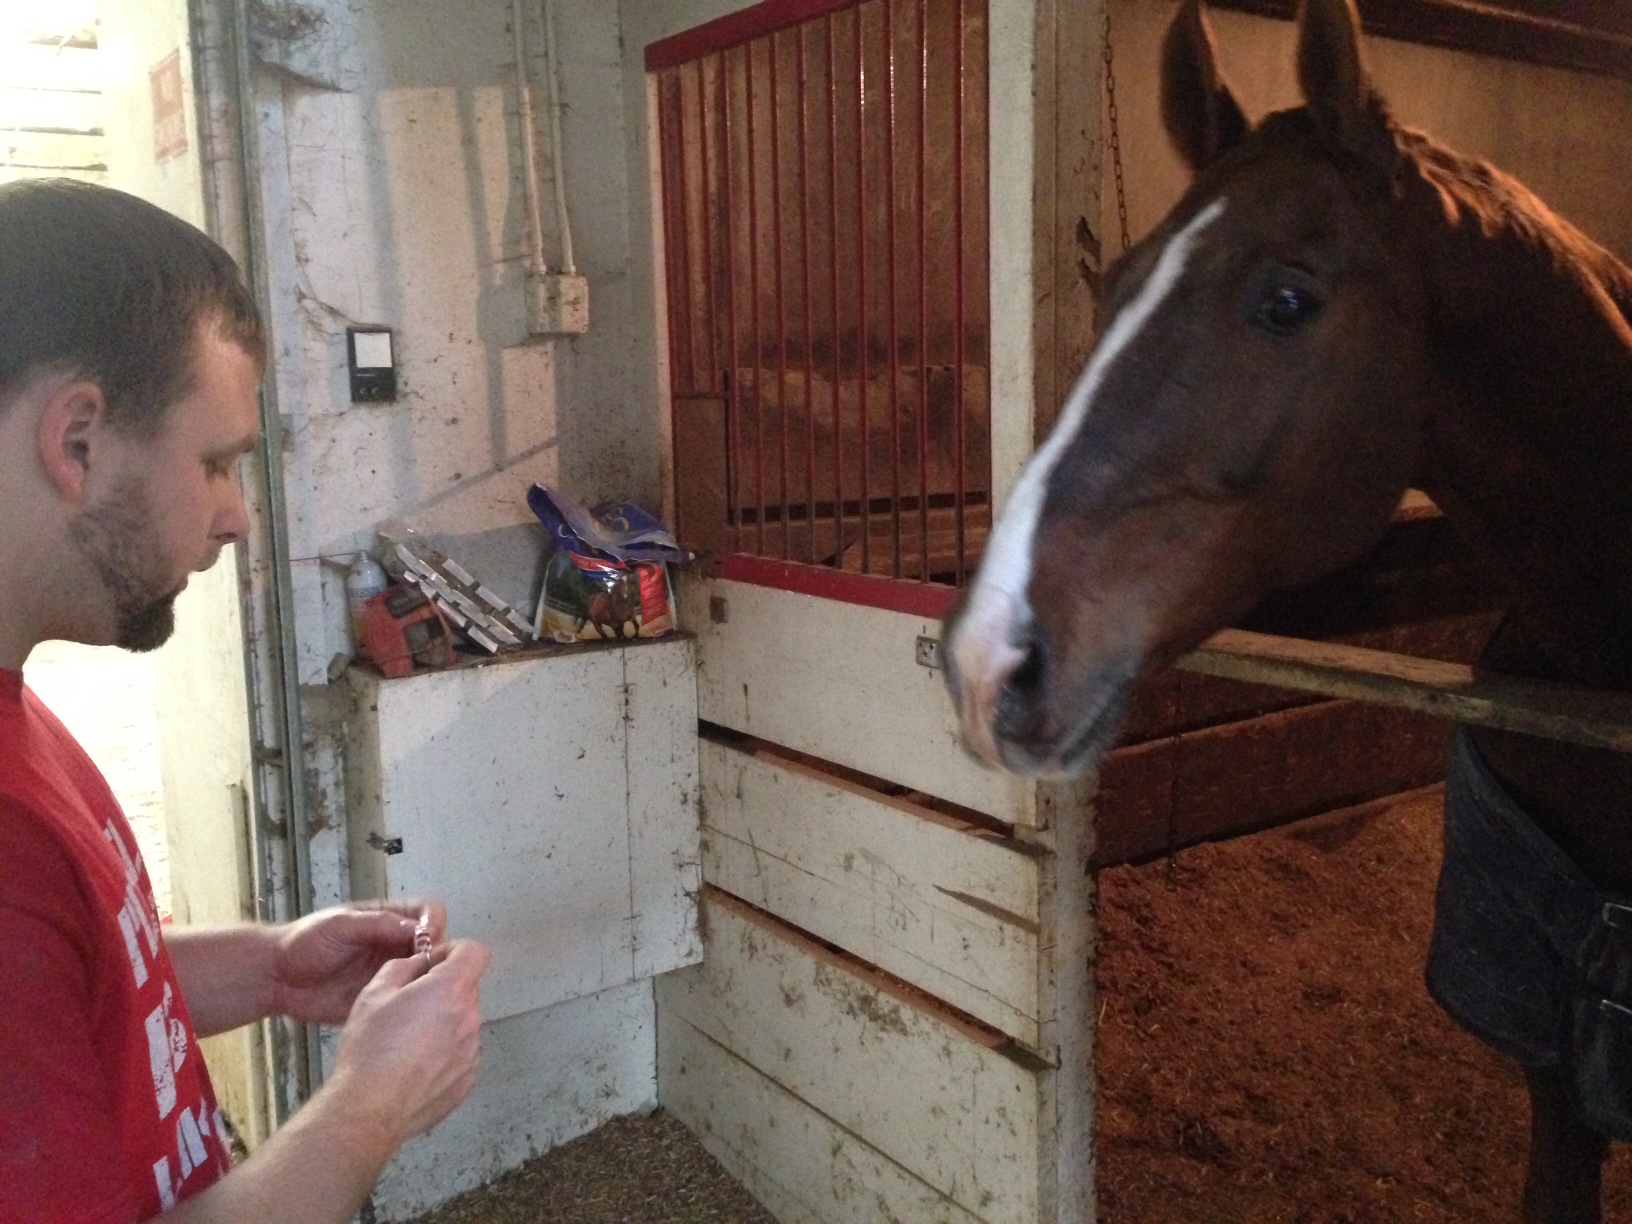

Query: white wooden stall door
661 576 1097 1224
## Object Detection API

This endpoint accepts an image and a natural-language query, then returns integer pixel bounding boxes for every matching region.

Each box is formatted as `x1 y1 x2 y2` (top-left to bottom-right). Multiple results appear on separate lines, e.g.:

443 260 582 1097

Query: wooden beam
0 86 103 136
0 129 105 170
1178 628 1632 752
1211 0 1632 81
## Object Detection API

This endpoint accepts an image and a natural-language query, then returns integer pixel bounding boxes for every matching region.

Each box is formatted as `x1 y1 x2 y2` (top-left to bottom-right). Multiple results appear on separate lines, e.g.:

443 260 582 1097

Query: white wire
510 0 548 275
540 0 576 276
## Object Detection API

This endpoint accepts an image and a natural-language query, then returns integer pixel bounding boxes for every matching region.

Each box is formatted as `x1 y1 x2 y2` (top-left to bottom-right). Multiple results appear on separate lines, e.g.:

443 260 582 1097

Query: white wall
242 4 700 1209
1106 0 1632 260
245 0 671 693
99 0 269 1145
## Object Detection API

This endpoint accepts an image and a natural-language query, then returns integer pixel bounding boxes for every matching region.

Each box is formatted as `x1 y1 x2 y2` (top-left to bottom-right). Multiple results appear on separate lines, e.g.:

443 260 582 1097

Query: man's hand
326 938 492 1145
272 900 448 1024
162 937 491 1224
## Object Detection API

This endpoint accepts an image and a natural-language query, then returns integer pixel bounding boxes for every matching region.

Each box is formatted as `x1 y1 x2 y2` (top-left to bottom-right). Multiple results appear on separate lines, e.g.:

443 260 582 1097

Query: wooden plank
0 45 102 94
1094 697 1452 867
1032 774 1099 1224
701 736 1043 1045
0 129 105 170
1211 0 1632 83
662 890 1044 1223
624 637 704 981
1179 628 1632 752
1118 612 1496 746
987 0 1038 511
0 86 102 135
659 1014 988 1224
679 575 1035 825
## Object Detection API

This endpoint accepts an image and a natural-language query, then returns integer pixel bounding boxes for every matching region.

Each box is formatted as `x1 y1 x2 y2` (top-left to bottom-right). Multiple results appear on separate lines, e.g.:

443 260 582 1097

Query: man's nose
214 478 252 546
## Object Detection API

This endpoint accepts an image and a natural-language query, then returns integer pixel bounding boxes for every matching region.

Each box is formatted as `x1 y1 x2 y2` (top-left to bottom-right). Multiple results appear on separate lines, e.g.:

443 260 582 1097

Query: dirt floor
408 1110 774 1224
1097 787 1632 1223
411 788 1630 1223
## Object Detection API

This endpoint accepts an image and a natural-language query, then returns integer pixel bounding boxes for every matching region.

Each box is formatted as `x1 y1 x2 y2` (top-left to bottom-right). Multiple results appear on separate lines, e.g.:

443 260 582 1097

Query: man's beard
67 477 183 653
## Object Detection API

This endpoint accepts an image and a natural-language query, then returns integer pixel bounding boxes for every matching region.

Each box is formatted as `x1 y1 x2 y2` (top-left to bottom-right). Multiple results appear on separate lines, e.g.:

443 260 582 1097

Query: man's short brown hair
0 178 265 437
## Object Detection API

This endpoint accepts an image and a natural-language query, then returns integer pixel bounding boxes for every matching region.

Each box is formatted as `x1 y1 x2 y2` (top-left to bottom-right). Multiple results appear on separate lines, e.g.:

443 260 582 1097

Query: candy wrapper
528 487 691 644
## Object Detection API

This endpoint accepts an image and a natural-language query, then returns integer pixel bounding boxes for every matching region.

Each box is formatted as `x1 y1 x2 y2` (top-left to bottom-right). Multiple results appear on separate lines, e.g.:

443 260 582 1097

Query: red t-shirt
0 671 231 1221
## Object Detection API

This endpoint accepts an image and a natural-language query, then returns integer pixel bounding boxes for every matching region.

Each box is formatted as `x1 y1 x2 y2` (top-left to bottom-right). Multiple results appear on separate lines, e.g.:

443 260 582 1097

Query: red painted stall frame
651 0 990 599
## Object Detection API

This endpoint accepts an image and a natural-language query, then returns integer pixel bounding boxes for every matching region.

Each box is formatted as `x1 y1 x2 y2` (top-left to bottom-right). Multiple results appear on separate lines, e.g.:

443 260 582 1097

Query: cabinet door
348 639 700 1021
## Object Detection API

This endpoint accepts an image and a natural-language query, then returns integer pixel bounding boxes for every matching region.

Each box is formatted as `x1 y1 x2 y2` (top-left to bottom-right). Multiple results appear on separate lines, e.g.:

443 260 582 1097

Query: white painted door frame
188 0 322 1130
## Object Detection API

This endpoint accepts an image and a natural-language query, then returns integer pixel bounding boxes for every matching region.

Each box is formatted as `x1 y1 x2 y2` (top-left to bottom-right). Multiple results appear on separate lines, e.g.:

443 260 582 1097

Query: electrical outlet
915 635 941 670
526 271 589 336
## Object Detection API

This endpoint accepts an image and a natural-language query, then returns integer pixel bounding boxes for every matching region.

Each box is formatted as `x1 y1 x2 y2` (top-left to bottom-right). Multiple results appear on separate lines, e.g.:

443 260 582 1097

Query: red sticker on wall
151 50 186 162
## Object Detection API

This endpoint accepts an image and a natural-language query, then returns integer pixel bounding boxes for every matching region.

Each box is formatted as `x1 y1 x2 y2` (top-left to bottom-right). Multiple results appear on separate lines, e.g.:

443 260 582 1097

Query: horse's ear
1297 0 1397 170
1161 0 1249 172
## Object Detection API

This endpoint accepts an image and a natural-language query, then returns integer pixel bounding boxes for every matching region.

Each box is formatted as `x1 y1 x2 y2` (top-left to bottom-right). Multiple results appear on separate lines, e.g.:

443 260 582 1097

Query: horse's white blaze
951 198 1228 763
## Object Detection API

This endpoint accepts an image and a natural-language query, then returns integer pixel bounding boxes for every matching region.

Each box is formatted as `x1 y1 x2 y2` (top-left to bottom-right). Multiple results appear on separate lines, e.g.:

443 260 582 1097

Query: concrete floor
24 639 170 916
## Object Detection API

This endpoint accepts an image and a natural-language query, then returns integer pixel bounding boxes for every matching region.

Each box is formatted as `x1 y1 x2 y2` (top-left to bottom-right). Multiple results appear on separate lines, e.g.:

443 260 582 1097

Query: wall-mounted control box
347 326 397 402
526 272 589 336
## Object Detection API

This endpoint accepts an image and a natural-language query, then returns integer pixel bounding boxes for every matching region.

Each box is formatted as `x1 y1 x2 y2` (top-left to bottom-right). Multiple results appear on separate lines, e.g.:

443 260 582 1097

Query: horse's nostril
994 635 1048 745
1009 638 1047 698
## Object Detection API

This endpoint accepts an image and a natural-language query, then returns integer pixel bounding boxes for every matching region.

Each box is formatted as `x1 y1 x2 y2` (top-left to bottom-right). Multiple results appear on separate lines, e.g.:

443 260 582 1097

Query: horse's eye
1253 283 1322 336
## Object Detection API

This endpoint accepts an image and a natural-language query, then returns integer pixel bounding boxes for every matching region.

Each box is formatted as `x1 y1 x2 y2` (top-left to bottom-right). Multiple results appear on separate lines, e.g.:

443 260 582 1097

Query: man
0 179 491 1221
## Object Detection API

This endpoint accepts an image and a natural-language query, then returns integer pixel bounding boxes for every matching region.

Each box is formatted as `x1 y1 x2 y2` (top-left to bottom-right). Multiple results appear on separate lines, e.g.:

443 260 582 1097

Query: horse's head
947 0 1438 776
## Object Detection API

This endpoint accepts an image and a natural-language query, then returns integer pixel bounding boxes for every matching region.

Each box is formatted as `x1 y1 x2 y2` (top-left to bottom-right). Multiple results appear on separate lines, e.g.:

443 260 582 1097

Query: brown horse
944 0 1632 1219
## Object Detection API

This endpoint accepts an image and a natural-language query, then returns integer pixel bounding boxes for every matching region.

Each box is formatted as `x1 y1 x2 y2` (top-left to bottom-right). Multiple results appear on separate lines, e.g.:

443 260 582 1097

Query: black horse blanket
1426 727 1632 1140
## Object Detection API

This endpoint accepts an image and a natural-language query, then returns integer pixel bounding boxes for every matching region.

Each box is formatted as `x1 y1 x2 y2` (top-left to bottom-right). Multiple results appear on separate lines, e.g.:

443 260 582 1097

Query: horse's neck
1402 137 1632 688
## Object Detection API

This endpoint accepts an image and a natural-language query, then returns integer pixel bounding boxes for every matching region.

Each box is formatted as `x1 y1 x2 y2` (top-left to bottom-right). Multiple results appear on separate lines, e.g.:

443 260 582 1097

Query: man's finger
383 898 448 939
430 939 493 983
369 953 428 991
331 907 422 949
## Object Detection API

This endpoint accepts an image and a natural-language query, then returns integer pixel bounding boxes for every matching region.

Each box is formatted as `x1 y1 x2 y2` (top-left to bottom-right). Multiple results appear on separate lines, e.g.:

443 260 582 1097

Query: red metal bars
916 0 930 582
656 0 990 589
952 0 966 586
826 14 843 571
797 29 817 564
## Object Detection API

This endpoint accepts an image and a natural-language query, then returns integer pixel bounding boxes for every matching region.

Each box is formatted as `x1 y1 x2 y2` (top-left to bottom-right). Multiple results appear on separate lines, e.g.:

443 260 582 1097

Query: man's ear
36 380 109 504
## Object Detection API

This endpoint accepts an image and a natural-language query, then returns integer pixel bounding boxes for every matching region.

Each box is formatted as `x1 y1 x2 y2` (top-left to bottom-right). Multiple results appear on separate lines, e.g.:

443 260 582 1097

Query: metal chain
1103 4 1131 254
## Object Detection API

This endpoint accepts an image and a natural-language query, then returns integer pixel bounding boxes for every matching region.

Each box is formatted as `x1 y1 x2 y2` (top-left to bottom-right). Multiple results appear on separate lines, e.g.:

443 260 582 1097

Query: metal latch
916 636 942 670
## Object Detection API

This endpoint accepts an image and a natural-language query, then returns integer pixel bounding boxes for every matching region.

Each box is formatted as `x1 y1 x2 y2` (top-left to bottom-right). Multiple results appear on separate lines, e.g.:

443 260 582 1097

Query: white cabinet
345 636 701 1022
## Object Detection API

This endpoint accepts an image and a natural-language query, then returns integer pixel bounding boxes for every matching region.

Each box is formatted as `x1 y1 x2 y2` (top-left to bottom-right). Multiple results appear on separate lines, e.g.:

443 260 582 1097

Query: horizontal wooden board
1213 0 1632 82
1117 613 1497 747
680 575 1035 825
0 44 102 93
660 1015 988 1224
0 128 105 169
661 890 1043 1222
701 736 1043 1045
1094 696 1453 867
1179 628 1632 752
0 86 102 134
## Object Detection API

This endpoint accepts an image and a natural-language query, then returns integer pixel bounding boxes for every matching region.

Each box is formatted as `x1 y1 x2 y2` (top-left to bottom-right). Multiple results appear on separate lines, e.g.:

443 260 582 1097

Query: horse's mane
1394 125 1632 332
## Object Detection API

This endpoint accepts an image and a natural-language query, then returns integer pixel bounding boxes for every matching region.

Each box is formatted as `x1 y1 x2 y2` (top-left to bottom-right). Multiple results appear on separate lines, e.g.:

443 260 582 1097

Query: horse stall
207 0 1632 1217
640 0 1632 1221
